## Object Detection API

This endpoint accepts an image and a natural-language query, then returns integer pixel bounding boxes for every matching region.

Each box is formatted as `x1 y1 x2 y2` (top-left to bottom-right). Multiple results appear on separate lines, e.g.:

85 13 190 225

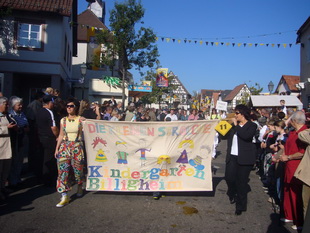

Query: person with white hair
8 96 29 188
116 101 123 114
279 110 307 230
296 127 310 223
0 97 17 201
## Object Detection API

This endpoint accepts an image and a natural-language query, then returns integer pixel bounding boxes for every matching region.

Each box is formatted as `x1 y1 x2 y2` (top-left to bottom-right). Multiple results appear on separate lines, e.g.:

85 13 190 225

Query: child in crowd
260 120 278 185
270 120 288 209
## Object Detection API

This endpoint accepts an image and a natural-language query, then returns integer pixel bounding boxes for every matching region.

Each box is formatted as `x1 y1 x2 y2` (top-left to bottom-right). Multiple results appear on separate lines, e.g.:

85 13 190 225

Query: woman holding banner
225 104 257 215
54 98 85 208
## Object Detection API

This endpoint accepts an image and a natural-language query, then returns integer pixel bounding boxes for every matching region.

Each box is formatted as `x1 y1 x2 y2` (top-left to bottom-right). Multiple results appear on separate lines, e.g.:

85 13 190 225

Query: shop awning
128 85 152 98
250 95 302 109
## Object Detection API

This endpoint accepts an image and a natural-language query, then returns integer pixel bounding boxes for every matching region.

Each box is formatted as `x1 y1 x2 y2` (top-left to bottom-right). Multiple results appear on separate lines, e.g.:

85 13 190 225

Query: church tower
87 0 106 24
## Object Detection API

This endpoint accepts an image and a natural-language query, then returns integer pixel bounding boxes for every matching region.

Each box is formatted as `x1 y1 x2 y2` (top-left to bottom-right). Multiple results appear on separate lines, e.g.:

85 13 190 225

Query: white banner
83 120 218 192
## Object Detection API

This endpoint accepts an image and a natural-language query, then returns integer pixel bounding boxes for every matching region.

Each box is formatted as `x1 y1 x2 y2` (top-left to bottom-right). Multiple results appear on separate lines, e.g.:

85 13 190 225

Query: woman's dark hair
54 89 60 95
165 117 171 121
277 111 285 120
102 100 109 106
66 98 80 115
53 98 67 118
235 104 251 121
250 113 258 121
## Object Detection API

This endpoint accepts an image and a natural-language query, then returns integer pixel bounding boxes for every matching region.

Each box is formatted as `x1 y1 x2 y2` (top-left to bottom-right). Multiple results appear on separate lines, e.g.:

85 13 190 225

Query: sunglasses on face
66 104 75 108
235 111 240 115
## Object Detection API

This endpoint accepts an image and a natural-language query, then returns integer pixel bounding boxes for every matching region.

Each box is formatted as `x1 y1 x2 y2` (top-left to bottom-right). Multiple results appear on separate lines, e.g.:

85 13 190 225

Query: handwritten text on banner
83 120 218 192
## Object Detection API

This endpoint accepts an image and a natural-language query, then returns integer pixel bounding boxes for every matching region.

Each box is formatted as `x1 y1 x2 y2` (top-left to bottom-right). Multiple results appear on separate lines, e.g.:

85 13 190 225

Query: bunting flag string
159 30 297 41
71 21 299 48
155 36 296 48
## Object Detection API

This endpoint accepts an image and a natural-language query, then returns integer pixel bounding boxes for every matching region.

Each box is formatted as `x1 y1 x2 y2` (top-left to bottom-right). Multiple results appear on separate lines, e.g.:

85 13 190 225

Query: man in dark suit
225 104 257 215
36 95 59 186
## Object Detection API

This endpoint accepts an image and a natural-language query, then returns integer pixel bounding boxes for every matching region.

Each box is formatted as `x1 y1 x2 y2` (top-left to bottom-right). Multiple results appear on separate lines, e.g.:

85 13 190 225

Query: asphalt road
0 139 296 233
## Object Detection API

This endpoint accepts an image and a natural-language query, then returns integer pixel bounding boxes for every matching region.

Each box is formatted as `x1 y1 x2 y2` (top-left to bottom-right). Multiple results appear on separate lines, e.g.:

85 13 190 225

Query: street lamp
268 81 274 94
80 62 87 99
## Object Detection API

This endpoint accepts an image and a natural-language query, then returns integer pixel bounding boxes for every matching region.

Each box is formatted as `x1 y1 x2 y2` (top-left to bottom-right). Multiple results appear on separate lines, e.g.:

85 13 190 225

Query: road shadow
266 213 291 233
0 177 55 216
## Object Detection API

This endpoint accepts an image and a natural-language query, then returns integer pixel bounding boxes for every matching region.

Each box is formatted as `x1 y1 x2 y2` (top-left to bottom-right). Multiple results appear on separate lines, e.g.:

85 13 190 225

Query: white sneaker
56 195 69 208
280 218 293 223
268 197 274 203
291 225 302 230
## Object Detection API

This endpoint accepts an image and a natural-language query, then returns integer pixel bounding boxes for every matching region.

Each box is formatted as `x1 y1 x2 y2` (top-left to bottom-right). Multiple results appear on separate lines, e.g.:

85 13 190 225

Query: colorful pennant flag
72 21 297 49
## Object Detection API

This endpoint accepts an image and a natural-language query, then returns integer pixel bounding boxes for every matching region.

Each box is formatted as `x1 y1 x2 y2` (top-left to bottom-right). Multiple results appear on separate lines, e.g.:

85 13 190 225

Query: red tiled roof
281 75 300 92
201 89 222 97
212 92 220 107
224 84 245 101
78 9 108 42
0 0 73 16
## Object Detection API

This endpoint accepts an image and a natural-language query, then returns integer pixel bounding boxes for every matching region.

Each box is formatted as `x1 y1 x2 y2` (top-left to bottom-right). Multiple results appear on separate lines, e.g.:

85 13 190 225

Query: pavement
0 139 297 233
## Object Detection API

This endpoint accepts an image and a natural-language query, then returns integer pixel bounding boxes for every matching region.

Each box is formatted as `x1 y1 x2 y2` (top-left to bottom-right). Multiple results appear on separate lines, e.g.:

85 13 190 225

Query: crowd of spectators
77 98 226 123
251 101 310 231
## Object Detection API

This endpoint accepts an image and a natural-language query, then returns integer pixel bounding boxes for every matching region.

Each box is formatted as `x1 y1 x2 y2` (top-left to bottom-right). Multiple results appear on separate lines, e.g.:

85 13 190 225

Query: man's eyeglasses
235 111 240 115
66 105 75 108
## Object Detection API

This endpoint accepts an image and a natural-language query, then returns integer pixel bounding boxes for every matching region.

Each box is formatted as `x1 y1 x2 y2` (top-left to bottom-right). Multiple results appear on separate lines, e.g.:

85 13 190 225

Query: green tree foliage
239 82 263 106
0 7 13 56
95 0 159 107
248 82 263 95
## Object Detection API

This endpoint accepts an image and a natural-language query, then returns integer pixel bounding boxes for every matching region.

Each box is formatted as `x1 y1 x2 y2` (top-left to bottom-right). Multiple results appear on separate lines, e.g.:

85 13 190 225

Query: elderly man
296 128 310 221
280 111 307 230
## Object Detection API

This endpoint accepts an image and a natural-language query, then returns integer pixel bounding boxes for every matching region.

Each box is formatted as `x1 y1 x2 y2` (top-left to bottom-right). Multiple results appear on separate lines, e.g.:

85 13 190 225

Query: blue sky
78 0 310 94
